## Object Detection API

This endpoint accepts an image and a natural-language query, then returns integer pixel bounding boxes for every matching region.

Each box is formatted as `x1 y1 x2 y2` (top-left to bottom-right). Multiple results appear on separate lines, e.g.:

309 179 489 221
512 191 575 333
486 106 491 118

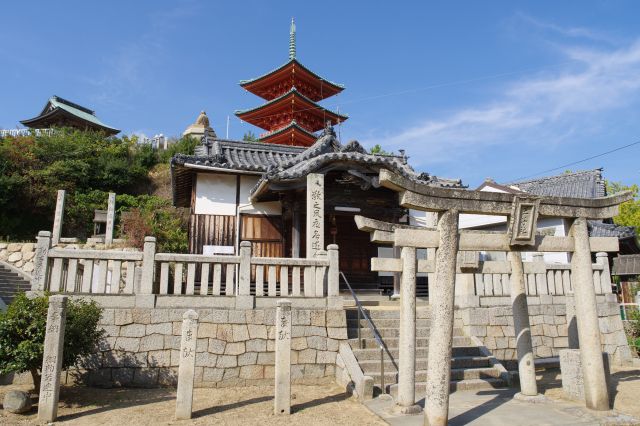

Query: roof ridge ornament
289 18 296 60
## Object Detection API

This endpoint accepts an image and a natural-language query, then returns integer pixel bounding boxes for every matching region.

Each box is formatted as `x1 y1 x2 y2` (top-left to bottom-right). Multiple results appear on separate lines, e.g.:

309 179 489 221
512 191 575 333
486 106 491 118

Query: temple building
235 19 348 146
20 95 119 135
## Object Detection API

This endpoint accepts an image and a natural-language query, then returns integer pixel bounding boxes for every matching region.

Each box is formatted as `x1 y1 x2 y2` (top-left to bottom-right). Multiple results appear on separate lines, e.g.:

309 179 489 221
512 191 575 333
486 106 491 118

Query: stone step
347 327 466 340
388 377 508 396
346 318 432 328
368 367 504 386
349 335 474 350
357 355 492 373
346 309 431 320
351 344 484 360
347 327 433 339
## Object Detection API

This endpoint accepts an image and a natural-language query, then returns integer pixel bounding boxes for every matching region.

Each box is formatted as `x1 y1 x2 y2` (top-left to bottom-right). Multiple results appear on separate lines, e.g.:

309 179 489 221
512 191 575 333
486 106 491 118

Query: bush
0 293 104 389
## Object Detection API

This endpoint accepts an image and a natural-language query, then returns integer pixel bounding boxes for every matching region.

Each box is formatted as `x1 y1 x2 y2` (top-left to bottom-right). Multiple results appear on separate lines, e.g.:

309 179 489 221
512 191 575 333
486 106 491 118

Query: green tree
243 131 257 142
0 293 104 390
370 144 390 155
606 181 640 233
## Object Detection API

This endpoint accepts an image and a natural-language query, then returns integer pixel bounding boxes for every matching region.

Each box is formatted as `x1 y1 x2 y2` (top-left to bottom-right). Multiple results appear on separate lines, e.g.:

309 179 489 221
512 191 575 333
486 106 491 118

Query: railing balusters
159 262 169 295
81 260 94 293
213 264 222 295
50 258 64 292
200 263 210 295
186 263 196 295
124 261 135 294
96 260 108 294
173 263 184 295
268 266 277 297
292 266 301 296
225 264 235 295
111 260 122 294
66 259 78 292
280 266 289 296
255 265 264 296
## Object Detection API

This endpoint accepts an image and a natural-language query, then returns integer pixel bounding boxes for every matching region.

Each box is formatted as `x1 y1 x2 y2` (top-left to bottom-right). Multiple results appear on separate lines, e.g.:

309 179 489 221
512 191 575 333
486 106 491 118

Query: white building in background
137 133 169 150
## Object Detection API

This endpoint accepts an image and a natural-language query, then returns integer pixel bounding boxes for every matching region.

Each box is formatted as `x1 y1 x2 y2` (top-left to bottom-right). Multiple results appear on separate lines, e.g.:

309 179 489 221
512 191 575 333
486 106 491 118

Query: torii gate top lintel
378 168 632 220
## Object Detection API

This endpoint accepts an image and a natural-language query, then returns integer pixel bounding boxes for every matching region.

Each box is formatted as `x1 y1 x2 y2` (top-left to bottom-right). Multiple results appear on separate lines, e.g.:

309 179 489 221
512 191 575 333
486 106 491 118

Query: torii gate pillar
571 217 609 410
424 209 459 426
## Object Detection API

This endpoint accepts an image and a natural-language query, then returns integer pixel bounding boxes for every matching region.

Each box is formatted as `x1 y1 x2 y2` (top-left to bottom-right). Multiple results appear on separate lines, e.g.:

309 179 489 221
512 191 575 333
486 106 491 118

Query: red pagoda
235 19 348 146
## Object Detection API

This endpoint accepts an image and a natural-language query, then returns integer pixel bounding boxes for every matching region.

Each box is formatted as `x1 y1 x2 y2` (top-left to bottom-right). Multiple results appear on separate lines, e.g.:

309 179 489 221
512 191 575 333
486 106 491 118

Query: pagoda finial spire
289 17 296 60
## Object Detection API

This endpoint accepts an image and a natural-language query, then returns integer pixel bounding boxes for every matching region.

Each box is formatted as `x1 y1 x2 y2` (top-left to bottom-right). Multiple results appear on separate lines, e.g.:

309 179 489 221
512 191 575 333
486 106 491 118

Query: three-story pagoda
235 19 348 146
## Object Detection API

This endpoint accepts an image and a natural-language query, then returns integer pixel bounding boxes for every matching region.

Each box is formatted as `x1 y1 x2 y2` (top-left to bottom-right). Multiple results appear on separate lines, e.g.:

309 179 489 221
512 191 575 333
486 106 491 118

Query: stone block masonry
69 302 347 388
456 295 631 368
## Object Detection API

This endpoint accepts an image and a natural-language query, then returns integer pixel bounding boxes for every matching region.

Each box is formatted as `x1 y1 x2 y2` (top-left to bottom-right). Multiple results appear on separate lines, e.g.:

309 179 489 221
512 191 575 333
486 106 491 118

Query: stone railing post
140 236 156 294
38 295 67 423
51 190 65 246
105 192 116 246
595 252 612 294
315 250 327 297
274 299 292 415
238 241 251 296
327 244 339 297
235 241 254 309
532 253 548 295
176 310 198 420
32 231 52 291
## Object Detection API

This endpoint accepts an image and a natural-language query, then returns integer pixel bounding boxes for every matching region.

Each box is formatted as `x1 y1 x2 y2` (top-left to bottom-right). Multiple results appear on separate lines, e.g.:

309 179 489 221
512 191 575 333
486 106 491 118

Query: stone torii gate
355 169 630 426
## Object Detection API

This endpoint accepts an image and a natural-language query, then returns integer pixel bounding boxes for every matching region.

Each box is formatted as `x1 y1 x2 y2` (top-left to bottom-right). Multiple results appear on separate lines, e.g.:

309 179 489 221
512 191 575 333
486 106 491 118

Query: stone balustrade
31 231 340 299
466 253 613 297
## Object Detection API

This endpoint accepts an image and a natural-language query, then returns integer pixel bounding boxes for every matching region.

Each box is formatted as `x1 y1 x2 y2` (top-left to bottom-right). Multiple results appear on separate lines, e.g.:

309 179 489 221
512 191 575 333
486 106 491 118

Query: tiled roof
510 169 606 199
171 127 464 207
183 138 304 172
20 96 119 134
249 128 463 199
588 221 637 239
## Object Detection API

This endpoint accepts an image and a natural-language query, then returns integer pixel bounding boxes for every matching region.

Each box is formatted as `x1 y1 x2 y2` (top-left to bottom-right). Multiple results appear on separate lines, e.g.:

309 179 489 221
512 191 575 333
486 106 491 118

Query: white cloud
365 26 640 167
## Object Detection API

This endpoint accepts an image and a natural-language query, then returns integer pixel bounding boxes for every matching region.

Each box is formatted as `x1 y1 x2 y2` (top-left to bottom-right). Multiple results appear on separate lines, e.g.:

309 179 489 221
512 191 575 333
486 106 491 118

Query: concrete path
364 389 638 426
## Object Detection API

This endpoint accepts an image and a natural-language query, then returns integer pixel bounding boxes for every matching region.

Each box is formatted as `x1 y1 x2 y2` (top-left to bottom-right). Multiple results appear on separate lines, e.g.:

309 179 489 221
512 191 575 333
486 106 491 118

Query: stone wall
0 242 36 276
0 241 138 280
456 294 631 368
74 304 347 388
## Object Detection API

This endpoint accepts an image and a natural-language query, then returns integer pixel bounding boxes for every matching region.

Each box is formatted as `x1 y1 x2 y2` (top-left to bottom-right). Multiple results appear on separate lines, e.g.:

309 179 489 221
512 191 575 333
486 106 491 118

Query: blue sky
2 1 640 188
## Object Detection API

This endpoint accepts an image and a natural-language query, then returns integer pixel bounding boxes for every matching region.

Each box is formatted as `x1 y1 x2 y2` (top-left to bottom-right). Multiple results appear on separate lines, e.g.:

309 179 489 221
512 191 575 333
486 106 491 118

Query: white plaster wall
194 173 237 215
238 175 282 215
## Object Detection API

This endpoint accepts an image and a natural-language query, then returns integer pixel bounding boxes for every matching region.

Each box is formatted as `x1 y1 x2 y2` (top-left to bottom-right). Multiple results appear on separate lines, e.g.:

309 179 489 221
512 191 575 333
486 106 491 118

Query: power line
512 139 640 182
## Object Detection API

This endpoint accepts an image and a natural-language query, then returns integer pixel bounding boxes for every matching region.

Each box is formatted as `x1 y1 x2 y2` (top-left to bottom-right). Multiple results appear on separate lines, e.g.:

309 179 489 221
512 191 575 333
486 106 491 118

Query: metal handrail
340 272 387 394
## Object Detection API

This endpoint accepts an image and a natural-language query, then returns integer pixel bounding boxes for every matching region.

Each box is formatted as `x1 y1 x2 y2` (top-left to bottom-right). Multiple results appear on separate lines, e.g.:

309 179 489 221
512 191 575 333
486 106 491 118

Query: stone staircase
0 262 31 306
346 306 509 397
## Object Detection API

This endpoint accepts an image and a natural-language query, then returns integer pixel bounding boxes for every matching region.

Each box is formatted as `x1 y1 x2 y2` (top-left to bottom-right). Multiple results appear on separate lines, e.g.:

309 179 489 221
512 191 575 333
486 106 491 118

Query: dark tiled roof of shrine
588 221 636 239
171 127 464 207
510 169 606 199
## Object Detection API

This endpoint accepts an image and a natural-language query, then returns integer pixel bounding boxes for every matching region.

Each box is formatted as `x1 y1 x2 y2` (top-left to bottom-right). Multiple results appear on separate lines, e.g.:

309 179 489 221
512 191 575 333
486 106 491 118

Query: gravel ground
0 383 385 425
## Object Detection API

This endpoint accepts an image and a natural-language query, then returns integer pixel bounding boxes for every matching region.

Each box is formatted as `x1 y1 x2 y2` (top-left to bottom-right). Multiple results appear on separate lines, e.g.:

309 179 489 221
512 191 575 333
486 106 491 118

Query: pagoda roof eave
239 58 344 92
234 88 349 123
259 121 318 143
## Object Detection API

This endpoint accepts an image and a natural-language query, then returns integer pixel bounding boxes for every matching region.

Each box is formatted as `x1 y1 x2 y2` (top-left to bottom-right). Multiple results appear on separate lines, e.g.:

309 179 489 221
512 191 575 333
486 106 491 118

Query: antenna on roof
226 115 230 139
289 18 296 60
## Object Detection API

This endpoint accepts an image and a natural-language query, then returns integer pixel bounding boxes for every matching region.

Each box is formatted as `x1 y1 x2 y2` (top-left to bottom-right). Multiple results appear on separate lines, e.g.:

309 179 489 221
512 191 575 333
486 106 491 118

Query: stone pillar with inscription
306 173 324 258
51 190 65 246
105 192 116 245
38 295 68 423
176 310 199 420
274 300 292 415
